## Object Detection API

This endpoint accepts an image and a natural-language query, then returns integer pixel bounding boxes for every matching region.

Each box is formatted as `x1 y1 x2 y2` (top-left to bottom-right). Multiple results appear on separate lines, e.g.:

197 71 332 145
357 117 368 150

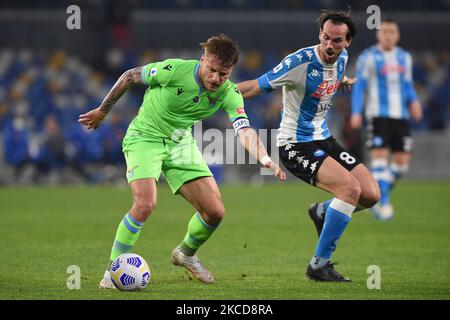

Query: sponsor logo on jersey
236 107 245 115
380 64 406 75
310 80 340 98
317 102 332 114
309 69 320 78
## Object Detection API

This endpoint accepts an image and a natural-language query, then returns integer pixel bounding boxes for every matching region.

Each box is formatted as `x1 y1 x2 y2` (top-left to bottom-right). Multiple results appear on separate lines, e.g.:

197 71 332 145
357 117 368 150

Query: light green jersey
128 58 249 140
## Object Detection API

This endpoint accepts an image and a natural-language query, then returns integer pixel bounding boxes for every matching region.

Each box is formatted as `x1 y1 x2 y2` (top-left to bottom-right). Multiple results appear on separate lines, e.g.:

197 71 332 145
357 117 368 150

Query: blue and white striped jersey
351 45 418 120
257 45 348 146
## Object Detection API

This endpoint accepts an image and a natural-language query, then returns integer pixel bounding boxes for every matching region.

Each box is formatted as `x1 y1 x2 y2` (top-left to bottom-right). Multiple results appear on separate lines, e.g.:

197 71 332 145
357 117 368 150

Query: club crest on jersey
310 80 340 98
313 149 326 157
149 68 157 77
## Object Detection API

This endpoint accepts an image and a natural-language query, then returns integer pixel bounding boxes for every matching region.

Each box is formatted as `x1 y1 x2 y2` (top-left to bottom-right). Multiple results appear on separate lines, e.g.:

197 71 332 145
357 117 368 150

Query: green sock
108 212 144 267
180 212 218 256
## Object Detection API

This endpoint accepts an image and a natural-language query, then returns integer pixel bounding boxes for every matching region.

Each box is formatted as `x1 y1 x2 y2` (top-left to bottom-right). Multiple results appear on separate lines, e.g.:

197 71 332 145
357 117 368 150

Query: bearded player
238 11 380 282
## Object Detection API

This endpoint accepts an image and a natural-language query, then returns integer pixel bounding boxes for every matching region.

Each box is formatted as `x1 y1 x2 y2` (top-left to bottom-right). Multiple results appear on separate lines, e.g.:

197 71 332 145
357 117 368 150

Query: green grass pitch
0 181 449 300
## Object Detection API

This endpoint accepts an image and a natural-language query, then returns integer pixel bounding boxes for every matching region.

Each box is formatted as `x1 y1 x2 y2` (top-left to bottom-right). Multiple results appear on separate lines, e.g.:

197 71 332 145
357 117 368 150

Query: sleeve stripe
257 74 273 93
141 65 148 84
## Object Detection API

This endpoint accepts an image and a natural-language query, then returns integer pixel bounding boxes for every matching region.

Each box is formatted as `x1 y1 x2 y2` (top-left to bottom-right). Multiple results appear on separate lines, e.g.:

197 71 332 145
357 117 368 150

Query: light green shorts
122 129 212 194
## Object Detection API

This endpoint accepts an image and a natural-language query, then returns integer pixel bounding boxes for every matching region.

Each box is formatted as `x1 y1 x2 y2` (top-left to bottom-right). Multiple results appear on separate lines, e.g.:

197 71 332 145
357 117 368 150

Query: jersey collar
194 62 205 95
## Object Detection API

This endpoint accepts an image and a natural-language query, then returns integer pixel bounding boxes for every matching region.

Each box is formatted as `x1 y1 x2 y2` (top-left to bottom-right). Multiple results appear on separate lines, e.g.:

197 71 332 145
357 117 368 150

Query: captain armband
232 117 250 135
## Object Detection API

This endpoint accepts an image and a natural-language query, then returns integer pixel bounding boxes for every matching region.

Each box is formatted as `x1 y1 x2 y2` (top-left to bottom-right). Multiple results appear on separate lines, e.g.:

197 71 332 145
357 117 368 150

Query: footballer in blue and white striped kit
350 19 422 220
239 10 380 282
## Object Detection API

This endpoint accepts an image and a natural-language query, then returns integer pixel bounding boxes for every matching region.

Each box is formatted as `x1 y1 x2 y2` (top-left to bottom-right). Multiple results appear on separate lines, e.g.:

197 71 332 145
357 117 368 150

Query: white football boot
171 246 215 284
99 270 117 289
371 203 394 221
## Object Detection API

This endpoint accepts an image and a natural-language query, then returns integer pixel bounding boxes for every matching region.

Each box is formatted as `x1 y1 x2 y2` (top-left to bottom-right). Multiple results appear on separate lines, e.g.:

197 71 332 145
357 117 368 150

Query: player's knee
369 185 381 206
361 186 381 208
132 199 157 221
204 204 225 225
342 177 362 203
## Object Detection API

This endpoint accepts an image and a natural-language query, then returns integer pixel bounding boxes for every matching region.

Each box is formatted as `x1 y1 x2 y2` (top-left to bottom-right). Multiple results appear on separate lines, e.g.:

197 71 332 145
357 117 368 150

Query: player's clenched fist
268 162 287 181
78 107 108 130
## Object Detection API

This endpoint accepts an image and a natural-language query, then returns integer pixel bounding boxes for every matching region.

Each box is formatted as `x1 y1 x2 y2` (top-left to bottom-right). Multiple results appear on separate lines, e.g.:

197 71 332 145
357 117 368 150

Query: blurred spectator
3 114 31 179
0 47 449 184
107 0 135 50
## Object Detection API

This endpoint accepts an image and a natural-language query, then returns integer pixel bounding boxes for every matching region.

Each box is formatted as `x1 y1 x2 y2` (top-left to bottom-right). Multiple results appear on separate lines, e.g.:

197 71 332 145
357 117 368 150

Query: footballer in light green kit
123 58 248 193
79 34 286 288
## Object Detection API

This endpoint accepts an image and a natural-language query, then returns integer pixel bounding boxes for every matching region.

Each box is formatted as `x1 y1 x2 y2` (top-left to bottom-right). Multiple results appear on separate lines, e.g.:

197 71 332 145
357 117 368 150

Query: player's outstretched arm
237 80 262 99
78 67 144 130
238 127 287 181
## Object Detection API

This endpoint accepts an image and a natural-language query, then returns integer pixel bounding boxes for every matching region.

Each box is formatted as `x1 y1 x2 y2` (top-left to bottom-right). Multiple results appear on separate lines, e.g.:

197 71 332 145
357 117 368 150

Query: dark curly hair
317 9 357 41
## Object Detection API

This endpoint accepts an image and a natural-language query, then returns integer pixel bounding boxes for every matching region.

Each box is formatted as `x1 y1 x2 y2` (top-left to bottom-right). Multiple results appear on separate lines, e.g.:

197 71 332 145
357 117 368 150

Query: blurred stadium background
0 0 449 186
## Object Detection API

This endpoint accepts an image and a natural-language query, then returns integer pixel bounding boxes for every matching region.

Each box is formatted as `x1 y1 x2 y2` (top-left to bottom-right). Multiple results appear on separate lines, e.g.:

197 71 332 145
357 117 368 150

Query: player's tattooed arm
78 67 143 130
99 67 144 114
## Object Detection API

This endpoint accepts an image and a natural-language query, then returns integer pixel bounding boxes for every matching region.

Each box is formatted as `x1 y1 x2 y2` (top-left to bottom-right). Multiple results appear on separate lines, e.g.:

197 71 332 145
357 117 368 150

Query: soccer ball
110 253 151 291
